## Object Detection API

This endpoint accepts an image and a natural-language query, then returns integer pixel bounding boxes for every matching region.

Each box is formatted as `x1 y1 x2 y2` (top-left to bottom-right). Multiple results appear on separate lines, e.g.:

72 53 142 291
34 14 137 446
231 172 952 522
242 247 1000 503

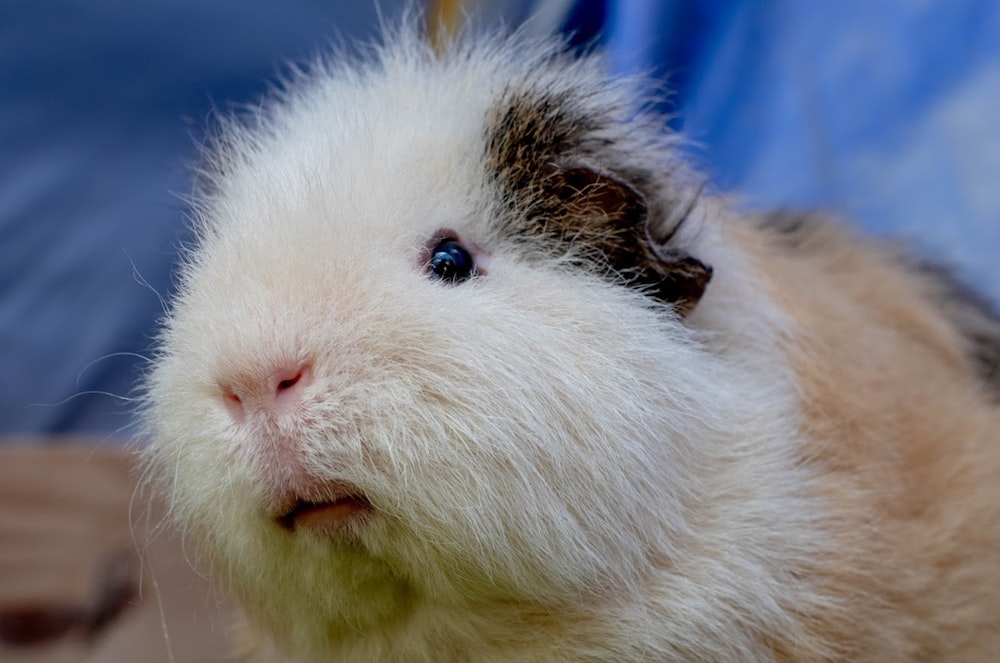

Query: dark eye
427 239 475 283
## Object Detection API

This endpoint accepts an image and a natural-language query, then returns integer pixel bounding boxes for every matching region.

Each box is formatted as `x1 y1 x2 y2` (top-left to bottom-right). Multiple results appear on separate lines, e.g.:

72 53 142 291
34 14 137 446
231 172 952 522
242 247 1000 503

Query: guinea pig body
143 22 1000 662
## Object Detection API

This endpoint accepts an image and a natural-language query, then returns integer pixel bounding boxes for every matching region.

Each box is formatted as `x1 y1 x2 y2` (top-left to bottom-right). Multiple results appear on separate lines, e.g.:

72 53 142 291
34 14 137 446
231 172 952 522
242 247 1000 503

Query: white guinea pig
143 20 1000 663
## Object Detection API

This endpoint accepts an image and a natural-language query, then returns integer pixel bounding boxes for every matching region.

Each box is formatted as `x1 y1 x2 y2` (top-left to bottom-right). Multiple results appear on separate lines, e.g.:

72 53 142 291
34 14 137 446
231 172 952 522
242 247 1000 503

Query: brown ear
538 162 712 316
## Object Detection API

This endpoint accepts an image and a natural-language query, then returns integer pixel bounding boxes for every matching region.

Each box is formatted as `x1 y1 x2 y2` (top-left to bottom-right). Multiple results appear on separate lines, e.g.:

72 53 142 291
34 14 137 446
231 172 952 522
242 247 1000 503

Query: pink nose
220 365 313 422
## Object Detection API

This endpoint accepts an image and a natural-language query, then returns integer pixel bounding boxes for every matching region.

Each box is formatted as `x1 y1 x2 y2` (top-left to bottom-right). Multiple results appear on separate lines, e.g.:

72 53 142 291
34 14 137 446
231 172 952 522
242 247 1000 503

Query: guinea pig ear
540 161 713 317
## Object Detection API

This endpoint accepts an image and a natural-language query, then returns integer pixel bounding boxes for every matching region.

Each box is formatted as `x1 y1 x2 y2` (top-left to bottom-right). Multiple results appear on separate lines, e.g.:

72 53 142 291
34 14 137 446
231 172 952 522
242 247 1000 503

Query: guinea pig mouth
276 494 373 533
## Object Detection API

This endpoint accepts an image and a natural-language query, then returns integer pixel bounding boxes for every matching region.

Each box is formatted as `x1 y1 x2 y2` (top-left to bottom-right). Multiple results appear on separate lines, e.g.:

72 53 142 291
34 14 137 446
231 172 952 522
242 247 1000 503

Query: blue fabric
598 0 1000 297
3 0 999 435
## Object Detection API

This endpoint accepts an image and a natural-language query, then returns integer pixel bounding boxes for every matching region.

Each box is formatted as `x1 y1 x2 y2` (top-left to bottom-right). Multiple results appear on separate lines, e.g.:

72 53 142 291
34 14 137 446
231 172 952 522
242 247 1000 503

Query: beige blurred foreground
0 442 231 662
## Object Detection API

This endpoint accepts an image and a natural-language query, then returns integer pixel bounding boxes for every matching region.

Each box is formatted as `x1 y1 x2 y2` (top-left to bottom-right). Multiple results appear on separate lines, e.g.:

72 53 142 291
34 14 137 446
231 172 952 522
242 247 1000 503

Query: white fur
144 23 826 662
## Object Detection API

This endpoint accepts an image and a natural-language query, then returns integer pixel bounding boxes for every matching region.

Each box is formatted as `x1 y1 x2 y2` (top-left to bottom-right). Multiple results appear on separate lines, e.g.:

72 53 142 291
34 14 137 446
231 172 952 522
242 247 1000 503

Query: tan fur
730 216 1000 660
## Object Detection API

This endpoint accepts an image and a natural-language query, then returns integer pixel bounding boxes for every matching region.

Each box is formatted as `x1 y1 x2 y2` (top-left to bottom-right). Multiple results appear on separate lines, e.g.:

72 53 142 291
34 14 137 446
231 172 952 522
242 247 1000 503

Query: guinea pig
142 19 1000 663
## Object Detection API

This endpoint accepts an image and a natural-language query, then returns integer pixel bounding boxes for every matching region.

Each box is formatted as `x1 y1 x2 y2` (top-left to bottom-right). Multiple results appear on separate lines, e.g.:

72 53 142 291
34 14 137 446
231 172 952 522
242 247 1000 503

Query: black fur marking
485 89 711 315
756 209 825 250
913 262 1000 401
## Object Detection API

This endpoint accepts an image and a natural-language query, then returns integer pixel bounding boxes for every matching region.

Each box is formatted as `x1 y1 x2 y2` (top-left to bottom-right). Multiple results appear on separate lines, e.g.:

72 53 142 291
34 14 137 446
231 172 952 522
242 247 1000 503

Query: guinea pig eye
427 239 475 283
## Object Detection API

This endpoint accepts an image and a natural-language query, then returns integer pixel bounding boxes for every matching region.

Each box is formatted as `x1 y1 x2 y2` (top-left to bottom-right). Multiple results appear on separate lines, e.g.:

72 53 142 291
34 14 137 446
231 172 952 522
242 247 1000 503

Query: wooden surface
0 442 232 662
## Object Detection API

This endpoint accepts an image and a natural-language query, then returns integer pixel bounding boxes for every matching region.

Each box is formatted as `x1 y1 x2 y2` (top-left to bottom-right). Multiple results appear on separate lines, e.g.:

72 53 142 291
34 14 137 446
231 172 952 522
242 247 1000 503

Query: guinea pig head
143 31 725 649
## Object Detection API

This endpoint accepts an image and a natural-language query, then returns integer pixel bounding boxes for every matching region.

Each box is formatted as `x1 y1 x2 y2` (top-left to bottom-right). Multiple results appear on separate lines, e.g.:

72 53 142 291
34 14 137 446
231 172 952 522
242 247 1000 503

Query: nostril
221 386 245 422
270 365 313 406
277 373 301 392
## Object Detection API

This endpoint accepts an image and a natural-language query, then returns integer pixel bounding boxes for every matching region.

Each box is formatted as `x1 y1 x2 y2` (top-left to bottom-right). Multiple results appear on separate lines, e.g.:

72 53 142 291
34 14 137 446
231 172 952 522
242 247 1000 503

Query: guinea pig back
142 21 1000 663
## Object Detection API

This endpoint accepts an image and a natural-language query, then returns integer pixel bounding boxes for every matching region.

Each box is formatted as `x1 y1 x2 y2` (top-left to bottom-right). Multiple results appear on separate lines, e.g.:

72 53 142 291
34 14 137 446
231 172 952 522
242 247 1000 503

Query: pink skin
220 366 312 424
277 494 374 534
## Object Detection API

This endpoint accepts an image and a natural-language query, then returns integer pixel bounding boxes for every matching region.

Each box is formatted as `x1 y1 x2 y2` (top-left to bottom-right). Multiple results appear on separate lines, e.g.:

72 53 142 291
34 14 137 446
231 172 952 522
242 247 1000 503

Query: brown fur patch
485 89 711 315
737 214 1000 660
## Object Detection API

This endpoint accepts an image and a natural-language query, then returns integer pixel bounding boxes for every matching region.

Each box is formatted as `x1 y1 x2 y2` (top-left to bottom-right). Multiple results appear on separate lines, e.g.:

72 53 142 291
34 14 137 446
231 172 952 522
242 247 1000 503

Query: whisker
76 352 155 387
27 390 140 408
124 248 168 314
149 566 176 663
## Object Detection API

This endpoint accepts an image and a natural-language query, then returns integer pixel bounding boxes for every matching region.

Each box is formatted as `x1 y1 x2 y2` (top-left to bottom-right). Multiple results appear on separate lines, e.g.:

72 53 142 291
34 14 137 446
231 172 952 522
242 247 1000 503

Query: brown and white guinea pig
142 19 1000 663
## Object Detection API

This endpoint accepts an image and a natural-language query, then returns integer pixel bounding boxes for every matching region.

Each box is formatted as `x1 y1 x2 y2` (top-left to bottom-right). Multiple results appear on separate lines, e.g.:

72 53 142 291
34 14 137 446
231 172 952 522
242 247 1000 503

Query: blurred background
3 0 1000 437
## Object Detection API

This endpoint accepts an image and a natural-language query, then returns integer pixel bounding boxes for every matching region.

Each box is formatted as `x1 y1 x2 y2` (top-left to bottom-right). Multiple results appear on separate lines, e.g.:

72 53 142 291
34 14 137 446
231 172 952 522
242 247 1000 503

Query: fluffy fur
142 20 1000 662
